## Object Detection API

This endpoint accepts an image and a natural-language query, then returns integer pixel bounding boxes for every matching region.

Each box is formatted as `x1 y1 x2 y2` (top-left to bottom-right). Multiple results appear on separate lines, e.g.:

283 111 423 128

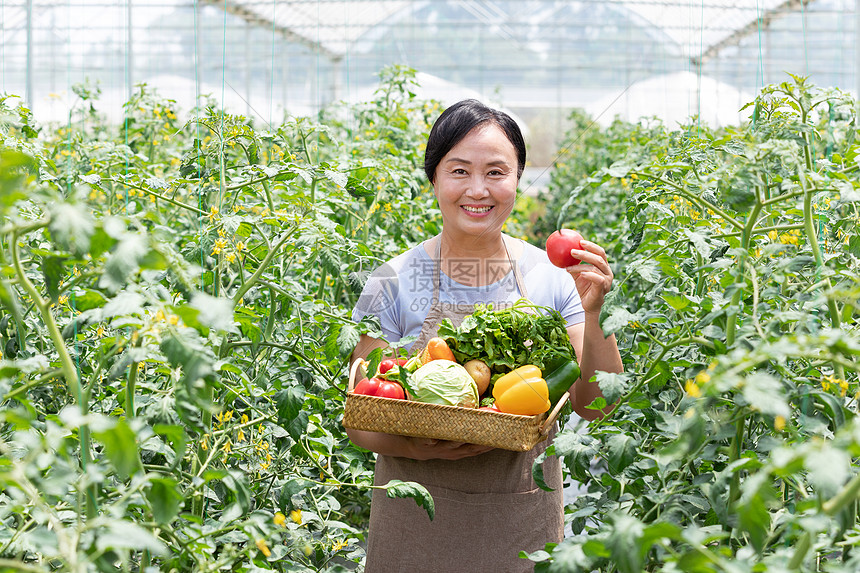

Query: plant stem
631 171 744 231
126 360 139 418
113 178 206 215
727 416 746 510
798 170 845 380
232 224 299 306
726 197 764 347
11 226 98 517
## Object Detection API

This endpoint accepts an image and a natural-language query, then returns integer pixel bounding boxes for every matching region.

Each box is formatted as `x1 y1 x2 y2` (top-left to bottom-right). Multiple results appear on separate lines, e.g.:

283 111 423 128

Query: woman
348 99 623 572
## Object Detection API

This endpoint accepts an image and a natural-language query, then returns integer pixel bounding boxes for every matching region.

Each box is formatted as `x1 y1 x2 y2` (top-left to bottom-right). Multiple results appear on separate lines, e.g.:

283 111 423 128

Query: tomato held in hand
545 229 583 268
353 377 406 400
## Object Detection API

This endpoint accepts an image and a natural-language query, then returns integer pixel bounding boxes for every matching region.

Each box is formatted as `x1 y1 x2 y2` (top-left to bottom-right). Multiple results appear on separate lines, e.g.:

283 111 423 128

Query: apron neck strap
430 234 529 303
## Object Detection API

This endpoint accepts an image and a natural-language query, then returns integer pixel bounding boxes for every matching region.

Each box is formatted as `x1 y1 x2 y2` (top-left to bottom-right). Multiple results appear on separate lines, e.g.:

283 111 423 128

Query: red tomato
545 229 583 268
478 404 501 412
353 377 406 400
378 358 409 374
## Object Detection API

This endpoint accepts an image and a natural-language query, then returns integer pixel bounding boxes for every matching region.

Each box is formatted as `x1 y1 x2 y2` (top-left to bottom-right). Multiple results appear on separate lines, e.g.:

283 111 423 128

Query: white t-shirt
352 237 584 348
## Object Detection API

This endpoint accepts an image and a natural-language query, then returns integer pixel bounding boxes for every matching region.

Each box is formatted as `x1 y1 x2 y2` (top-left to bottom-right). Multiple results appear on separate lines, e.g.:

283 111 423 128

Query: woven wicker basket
342 359 569 452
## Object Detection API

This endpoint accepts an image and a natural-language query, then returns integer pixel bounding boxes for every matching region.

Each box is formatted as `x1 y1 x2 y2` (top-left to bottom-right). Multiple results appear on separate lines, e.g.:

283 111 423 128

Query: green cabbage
411 360 479 408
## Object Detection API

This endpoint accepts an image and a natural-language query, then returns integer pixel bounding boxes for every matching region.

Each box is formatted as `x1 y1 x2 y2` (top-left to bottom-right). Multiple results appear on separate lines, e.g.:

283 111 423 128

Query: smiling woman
347 99 623 572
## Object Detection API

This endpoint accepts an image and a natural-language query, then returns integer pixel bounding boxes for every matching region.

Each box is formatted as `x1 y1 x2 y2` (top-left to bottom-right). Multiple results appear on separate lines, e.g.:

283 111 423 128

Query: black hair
423 99 526 184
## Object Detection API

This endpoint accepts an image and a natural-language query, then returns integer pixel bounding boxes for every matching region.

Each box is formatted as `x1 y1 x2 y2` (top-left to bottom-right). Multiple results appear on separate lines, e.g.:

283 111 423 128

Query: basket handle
539 390 570 436
348 358 368 392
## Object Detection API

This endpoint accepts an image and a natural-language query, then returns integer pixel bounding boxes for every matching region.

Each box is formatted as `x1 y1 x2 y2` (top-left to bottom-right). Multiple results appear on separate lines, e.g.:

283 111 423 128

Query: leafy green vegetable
437 298 576 375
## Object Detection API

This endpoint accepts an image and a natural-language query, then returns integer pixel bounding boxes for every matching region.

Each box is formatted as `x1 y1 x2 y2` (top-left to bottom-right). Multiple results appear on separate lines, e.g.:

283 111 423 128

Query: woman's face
432 123 519 241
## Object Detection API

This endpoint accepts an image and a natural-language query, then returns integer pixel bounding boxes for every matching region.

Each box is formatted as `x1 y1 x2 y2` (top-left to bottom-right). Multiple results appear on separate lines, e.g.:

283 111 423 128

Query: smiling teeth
462 206 492 213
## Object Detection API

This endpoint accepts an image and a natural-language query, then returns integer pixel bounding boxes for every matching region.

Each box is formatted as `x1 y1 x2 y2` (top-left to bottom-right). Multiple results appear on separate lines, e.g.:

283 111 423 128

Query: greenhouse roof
208 0 806 63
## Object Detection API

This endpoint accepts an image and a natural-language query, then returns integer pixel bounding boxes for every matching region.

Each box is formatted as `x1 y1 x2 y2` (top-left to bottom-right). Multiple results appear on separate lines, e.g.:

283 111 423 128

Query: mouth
461 205 494 215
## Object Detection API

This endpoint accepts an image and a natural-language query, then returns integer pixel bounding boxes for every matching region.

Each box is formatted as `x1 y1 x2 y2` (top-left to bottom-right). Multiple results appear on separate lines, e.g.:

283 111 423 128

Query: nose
465 174 490 198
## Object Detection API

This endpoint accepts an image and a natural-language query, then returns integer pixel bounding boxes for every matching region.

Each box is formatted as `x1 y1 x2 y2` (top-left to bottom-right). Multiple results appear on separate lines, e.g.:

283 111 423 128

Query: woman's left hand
565 239 613 314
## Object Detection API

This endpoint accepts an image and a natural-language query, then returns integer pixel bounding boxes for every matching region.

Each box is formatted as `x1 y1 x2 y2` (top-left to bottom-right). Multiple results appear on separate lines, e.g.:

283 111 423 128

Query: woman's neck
436 231 512 287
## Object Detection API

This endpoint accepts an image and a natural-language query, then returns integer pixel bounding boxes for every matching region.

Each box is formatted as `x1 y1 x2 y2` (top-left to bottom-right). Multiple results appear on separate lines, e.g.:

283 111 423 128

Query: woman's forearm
572 311 623 420
345 427 417 458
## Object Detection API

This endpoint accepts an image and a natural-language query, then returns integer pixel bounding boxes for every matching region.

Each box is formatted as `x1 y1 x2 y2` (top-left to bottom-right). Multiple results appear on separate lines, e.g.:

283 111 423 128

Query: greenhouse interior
4 0 859 163
3 1 860 572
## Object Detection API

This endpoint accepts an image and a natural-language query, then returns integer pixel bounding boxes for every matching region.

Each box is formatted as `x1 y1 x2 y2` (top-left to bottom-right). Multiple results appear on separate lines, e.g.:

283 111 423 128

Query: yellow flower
212 238 228 255
255 538 271 557
221 440 232 454
332 539 347 551
685 380 702 398
774 416 786 431
167 314 179 326
208 205 219 221
237 429 245 442
96 325 105 338
235 241 246 252
201 433 209 451
274 512 286 527
290 509 302 524
226 253 236 264
695 371 711 385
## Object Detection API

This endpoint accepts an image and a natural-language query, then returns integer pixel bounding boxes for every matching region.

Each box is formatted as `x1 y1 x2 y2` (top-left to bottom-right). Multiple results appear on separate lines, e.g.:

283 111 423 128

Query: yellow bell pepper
492 365 551 416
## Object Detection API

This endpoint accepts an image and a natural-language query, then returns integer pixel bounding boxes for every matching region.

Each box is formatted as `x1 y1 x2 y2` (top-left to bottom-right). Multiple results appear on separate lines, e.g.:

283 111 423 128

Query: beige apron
364 236 564 573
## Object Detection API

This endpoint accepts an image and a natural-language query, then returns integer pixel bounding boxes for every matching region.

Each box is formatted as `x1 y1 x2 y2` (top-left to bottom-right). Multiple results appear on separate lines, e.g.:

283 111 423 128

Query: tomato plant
529 75 860 572
0 66 438 572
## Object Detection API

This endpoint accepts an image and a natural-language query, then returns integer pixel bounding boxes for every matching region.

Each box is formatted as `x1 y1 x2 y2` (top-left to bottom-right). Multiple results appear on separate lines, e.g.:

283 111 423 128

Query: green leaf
275 385 305 424
100 234 148 292
552 430 599 482
606 433 638 474
49 203 94 256
608 160 633 178
595 371 631 404
95 520 166 554
337 323 360 357
89 223 118 260
190 292 237 333
278 477 312 513
93 419 143 480
606 513 644 573
601 306 637 336
531 449 554 491
627 258 661 283
0 150 35 213
222 470 253 514
382 479 435 521
736 473 775 553
661 290 690 311
146 477 184 525
805 448 850 498
742 372 790 419
41 255 67 303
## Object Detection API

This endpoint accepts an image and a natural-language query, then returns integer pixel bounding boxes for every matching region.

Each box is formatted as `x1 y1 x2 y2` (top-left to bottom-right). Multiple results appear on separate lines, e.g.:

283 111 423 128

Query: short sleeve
351 262 404 343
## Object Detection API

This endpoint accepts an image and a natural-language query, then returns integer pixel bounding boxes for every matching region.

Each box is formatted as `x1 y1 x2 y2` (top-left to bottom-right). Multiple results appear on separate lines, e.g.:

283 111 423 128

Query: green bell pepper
543 353 581 408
